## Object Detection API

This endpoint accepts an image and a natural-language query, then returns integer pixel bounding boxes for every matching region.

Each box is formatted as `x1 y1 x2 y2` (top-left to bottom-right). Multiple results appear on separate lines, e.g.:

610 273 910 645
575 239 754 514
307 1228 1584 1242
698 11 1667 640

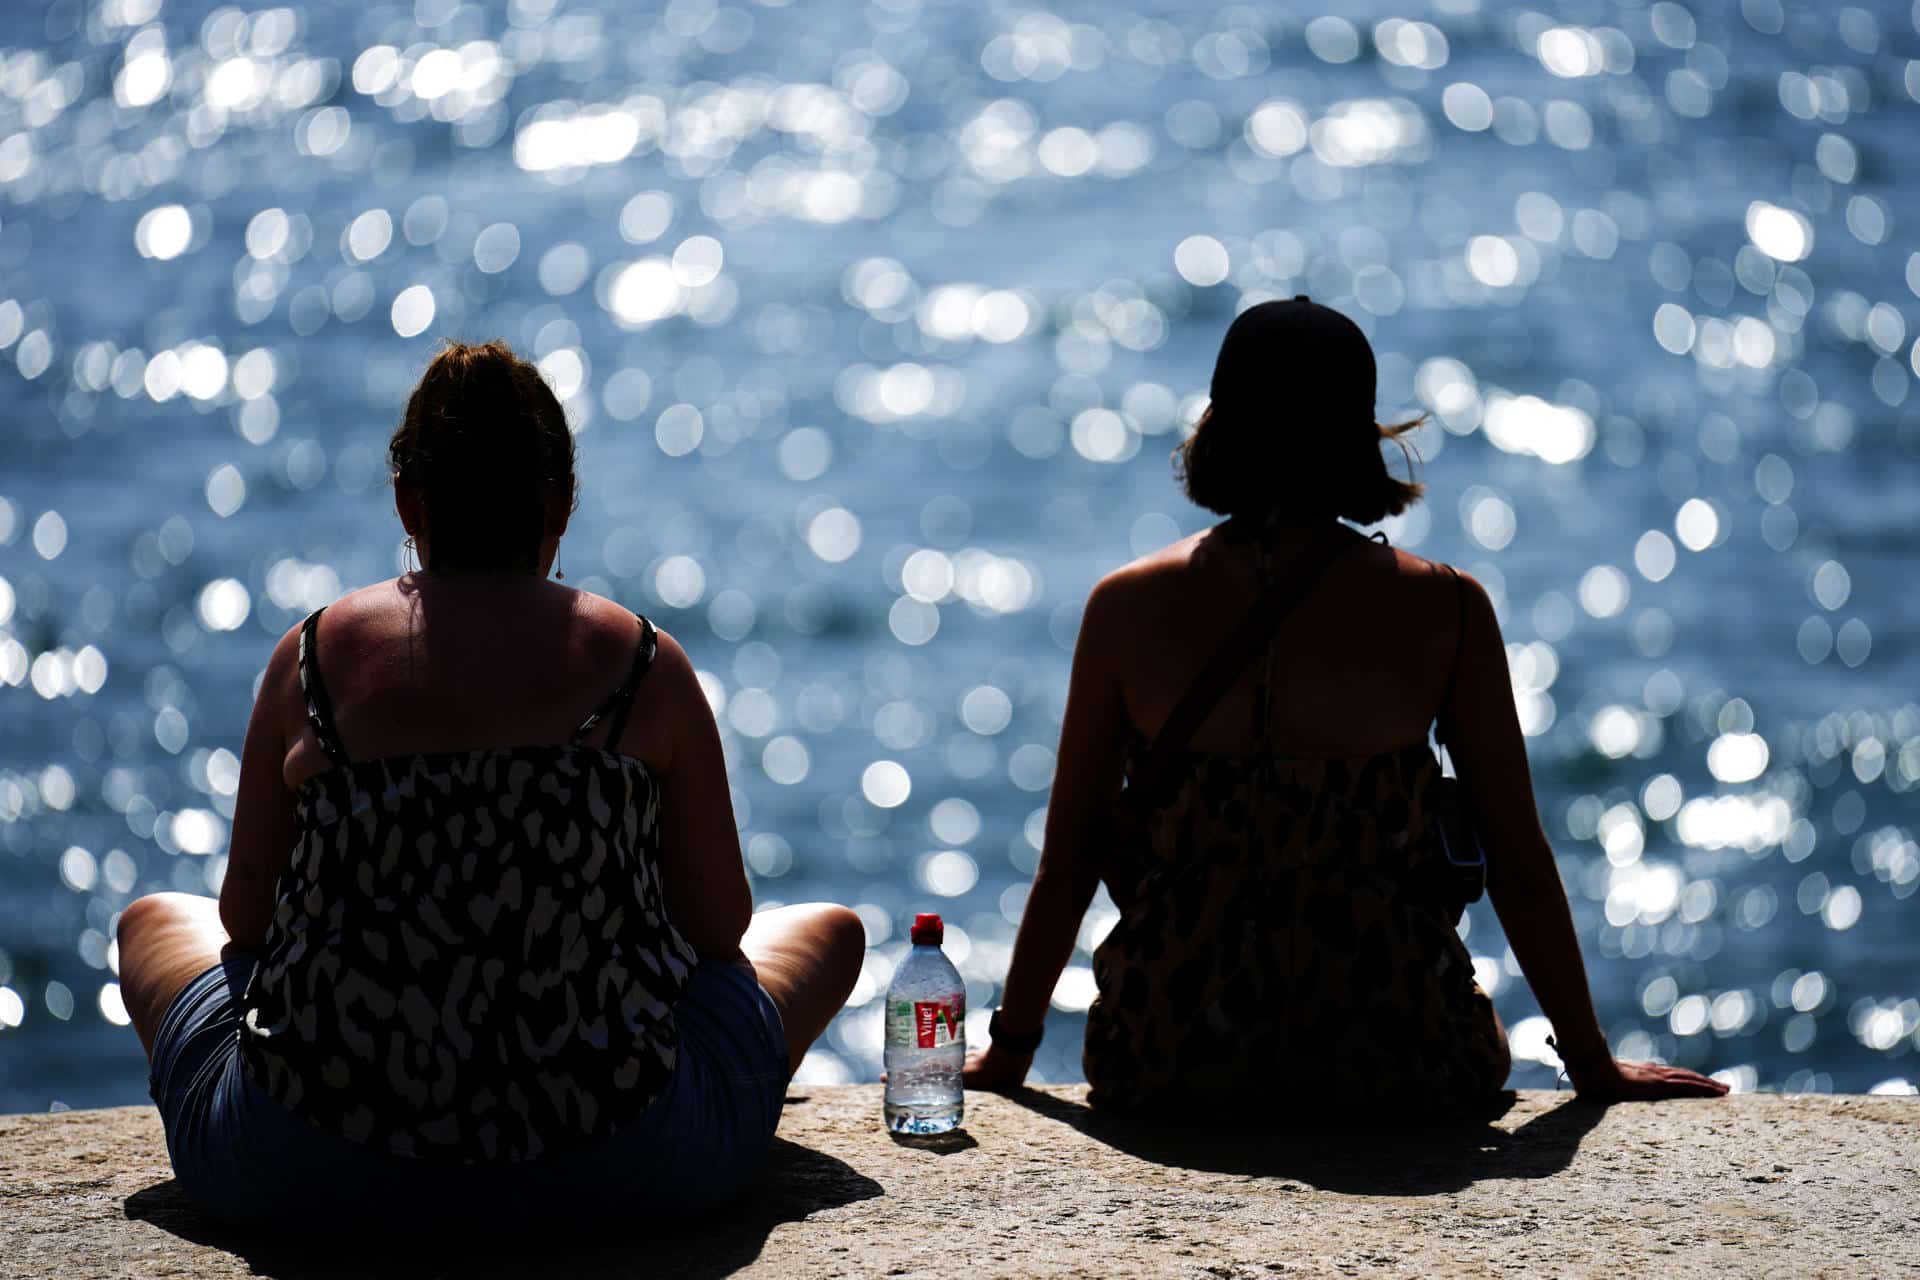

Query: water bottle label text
887 997 963 1049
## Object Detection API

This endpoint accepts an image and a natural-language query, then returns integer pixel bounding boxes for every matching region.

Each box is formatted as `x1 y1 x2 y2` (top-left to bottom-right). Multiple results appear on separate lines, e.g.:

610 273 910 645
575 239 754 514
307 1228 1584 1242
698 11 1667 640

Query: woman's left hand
1570 1056 1730 1102
962 1043 1033 1093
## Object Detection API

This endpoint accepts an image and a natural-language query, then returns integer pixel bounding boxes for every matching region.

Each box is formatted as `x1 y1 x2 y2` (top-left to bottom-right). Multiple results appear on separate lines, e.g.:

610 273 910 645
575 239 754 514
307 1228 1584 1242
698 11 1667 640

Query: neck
1220 510 1338 542
417 562 543 580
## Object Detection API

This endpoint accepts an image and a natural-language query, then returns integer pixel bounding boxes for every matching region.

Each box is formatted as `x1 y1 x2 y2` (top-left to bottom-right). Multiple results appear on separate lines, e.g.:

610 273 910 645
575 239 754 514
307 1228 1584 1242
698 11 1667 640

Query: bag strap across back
1130 524 1364 794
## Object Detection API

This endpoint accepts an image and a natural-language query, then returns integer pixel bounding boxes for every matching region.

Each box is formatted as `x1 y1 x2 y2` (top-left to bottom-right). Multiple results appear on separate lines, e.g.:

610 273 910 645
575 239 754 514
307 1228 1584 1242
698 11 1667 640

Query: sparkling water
884 920 966 1134
2 0 1918 1113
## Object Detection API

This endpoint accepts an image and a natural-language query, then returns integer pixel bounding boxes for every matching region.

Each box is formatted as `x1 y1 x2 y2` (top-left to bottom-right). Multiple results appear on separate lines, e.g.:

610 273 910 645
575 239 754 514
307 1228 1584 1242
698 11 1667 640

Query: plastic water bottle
883 913 965 1134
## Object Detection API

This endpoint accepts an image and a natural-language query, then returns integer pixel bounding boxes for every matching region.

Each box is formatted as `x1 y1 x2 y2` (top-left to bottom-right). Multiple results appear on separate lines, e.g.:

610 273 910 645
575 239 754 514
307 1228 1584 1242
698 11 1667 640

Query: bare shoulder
1371 541 1452 582
1394 550 1494 609
552 586 668 675
300 579 414 653
1379 551 1501 645
568 584 647 635
1089 530 1208 610
269 580 388 675
598 611 705 715
642 621 700 692
1366 543 1480 599
1072 538 1176 659
260 616 306 697
625 622 715 770
320 579 405 622
245 616 316 754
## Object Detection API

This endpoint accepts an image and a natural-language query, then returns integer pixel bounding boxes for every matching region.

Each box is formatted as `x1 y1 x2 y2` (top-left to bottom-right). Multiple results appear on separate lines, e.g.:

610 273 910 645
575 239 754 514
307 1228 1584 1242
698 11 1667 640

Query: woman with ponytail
114 341 864 1231
965 299 1726 1117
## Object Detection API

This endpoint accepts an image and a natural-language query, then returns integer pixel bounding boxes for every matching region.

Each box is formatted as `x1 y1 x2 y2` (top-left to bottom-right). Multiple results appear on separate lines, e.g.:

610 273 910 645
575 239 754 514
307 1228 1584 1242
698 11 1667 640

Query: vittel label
887 997 963 1049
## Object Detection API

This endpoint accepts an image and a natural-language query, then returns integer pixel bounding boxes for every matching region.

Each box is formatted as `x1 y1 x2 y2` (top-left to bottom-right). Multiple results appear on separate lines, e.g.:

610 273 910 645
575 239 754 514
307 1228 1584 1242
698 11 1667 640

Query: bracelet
988 1008 1044 1055
1546 1034 1611 1082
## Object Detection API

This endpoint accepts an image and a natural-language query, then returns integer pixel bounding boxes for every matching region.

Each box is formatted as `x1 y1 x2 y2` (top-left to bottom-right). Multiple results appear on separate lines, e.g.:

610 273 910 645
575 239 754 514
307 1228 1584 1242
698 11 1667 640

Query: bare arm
643 627 753 961
1444 572 1724 1101
965 580 1125 1089
219 624 302 948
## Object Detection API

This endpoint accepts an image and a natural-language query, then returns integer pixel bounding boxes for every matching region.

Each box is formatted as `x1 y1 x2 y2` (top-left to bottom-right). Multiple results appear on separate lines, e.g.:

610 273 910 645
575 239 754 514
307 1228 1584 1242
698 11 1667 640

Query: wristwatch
988 1008 1044 1055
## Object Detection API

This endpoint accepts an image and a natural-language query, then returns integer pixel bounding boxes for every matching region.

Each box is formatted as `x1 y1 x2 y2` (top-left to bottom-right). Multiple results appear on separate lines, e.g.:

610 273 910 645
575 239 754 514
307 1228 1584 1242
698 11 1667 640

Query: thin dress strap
571 614 659 749
1435 565 1468 748
298 608 352 769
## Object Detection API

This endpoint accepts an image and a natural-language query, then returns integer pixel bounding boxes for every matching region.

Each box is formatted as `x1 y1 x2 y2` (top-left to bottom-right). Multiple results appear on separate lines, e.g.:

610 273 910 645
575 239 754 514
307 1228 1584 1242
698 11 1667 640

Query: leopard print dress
237 609 698 1164
1084 563 1507 1118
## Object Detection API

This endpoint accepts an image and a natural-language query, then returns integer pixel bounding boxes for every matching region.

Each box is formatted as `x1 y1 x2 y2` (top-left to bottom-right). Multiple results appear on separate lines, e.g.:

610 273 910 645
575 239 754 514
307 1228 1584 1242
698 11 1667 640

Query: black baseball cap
1207 295 1377 433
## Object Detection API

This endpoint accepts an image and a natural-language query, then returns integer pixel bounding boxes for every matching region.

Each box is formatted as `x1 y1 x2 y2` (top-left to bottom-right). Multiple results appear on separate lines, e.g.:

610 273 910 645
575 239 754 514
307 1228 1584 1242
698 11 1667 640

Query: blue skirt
149 951 789 1233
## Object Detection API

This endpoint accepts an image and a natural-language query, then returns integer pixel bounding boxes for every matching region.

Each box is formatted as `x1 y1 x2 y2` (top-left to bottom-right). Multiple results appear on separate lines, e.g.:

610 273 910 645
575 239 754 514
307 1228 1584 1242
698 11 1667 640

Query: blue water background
1 0 1917 1112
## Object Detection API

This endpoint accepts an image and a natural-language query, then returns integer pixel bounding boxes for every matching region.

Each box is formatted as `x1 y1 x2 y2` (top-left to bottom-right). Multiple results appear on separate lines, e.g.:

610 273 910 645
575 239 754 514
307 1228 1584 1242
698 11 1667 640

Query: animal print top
1085 551 1507 1117
237 609 698 1165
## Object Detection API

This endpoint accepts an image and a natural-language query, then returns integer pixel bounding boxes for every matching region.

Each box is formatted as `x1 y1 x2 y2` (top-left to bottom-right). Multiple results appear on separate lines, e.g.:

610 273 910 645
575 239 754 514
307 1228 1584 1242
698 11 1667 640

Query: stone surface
2 1087 1916 1278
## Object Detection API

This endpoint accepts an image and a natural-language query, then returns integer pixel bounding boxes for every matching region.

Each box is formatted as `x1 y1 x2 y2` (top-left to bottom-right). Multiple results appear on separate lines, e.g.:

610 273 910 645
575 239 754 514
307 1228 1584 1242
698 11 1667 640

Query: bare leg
117 893 232 1059
738 903 864 1073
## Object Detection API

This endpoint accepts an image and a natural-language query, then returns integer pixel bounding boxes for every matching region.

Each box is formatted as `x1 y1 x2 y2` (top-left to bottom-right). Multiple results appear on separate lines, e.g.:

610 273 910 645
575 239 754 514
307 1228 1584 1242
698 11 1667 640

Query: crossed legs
119 893 866 1078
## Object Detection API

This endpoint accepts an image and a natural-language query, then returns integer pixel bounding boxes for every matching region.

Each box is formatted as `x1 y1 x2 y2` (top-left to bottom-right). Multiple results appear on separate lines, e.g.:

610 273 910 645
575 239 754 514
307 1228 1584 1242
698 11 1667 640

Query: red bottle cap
911 913 943 945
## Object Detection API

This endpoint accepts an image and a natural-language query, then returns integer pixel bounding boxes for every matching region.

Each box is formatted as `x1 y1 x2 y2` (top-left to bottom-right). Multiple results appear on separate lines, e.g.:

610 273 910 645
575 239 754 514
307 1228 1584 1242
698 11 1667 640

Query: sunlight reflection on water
0 0 1916 1107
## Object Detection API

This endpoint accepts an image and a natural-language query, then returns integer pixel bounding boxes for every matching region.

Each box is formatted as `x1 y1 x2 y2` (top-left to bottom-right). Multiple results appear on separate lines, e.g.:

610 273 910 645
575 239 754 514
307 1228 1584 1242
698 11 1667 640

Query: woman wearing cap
966 298 1726 1115
114 340 865 1229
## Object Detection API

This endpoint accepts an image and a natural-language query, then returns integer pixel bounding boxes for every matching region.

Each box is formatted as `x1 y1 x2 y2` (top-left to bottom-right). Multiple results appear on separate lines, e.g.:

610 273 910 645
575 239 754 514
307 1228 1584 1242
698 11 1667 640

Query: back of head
388 341 576 573
1177 296 1422 527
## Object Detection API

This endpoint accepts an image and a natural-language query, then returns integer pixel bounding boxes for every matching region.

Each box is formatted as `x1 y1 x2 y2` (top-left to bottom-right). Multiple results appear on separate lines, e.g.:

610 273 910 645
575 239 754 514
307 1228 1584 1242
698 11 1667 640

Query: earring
404 536 418 573
554 543 565 582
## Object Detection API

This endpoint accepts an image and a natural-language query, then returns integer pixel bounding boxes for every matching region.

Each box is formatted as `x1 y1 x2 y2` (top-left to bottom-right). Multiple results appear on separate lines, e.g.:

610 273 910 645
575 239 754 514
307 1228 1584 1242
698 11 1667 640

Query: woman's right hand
1570 1057 1729 1103
962 1043 1033 1093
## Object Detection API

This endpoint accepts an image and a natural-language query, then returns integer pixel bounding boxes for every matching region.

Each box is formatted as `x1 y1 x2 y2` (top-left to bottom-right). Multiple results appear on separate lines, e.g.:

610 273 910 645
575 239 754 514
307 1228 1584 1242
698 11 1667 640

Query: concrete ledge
2 1087 1915 1278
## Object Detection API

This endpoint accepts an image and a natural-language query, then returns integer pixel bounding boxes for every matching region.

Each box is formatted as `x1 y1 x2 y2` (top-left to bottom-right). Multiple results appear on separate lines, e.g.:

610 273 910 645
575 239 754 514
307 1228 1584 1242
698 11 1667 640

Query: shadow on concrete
122 1135 882 1279
887 1128 978 1154
1000 1088 1607 1195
